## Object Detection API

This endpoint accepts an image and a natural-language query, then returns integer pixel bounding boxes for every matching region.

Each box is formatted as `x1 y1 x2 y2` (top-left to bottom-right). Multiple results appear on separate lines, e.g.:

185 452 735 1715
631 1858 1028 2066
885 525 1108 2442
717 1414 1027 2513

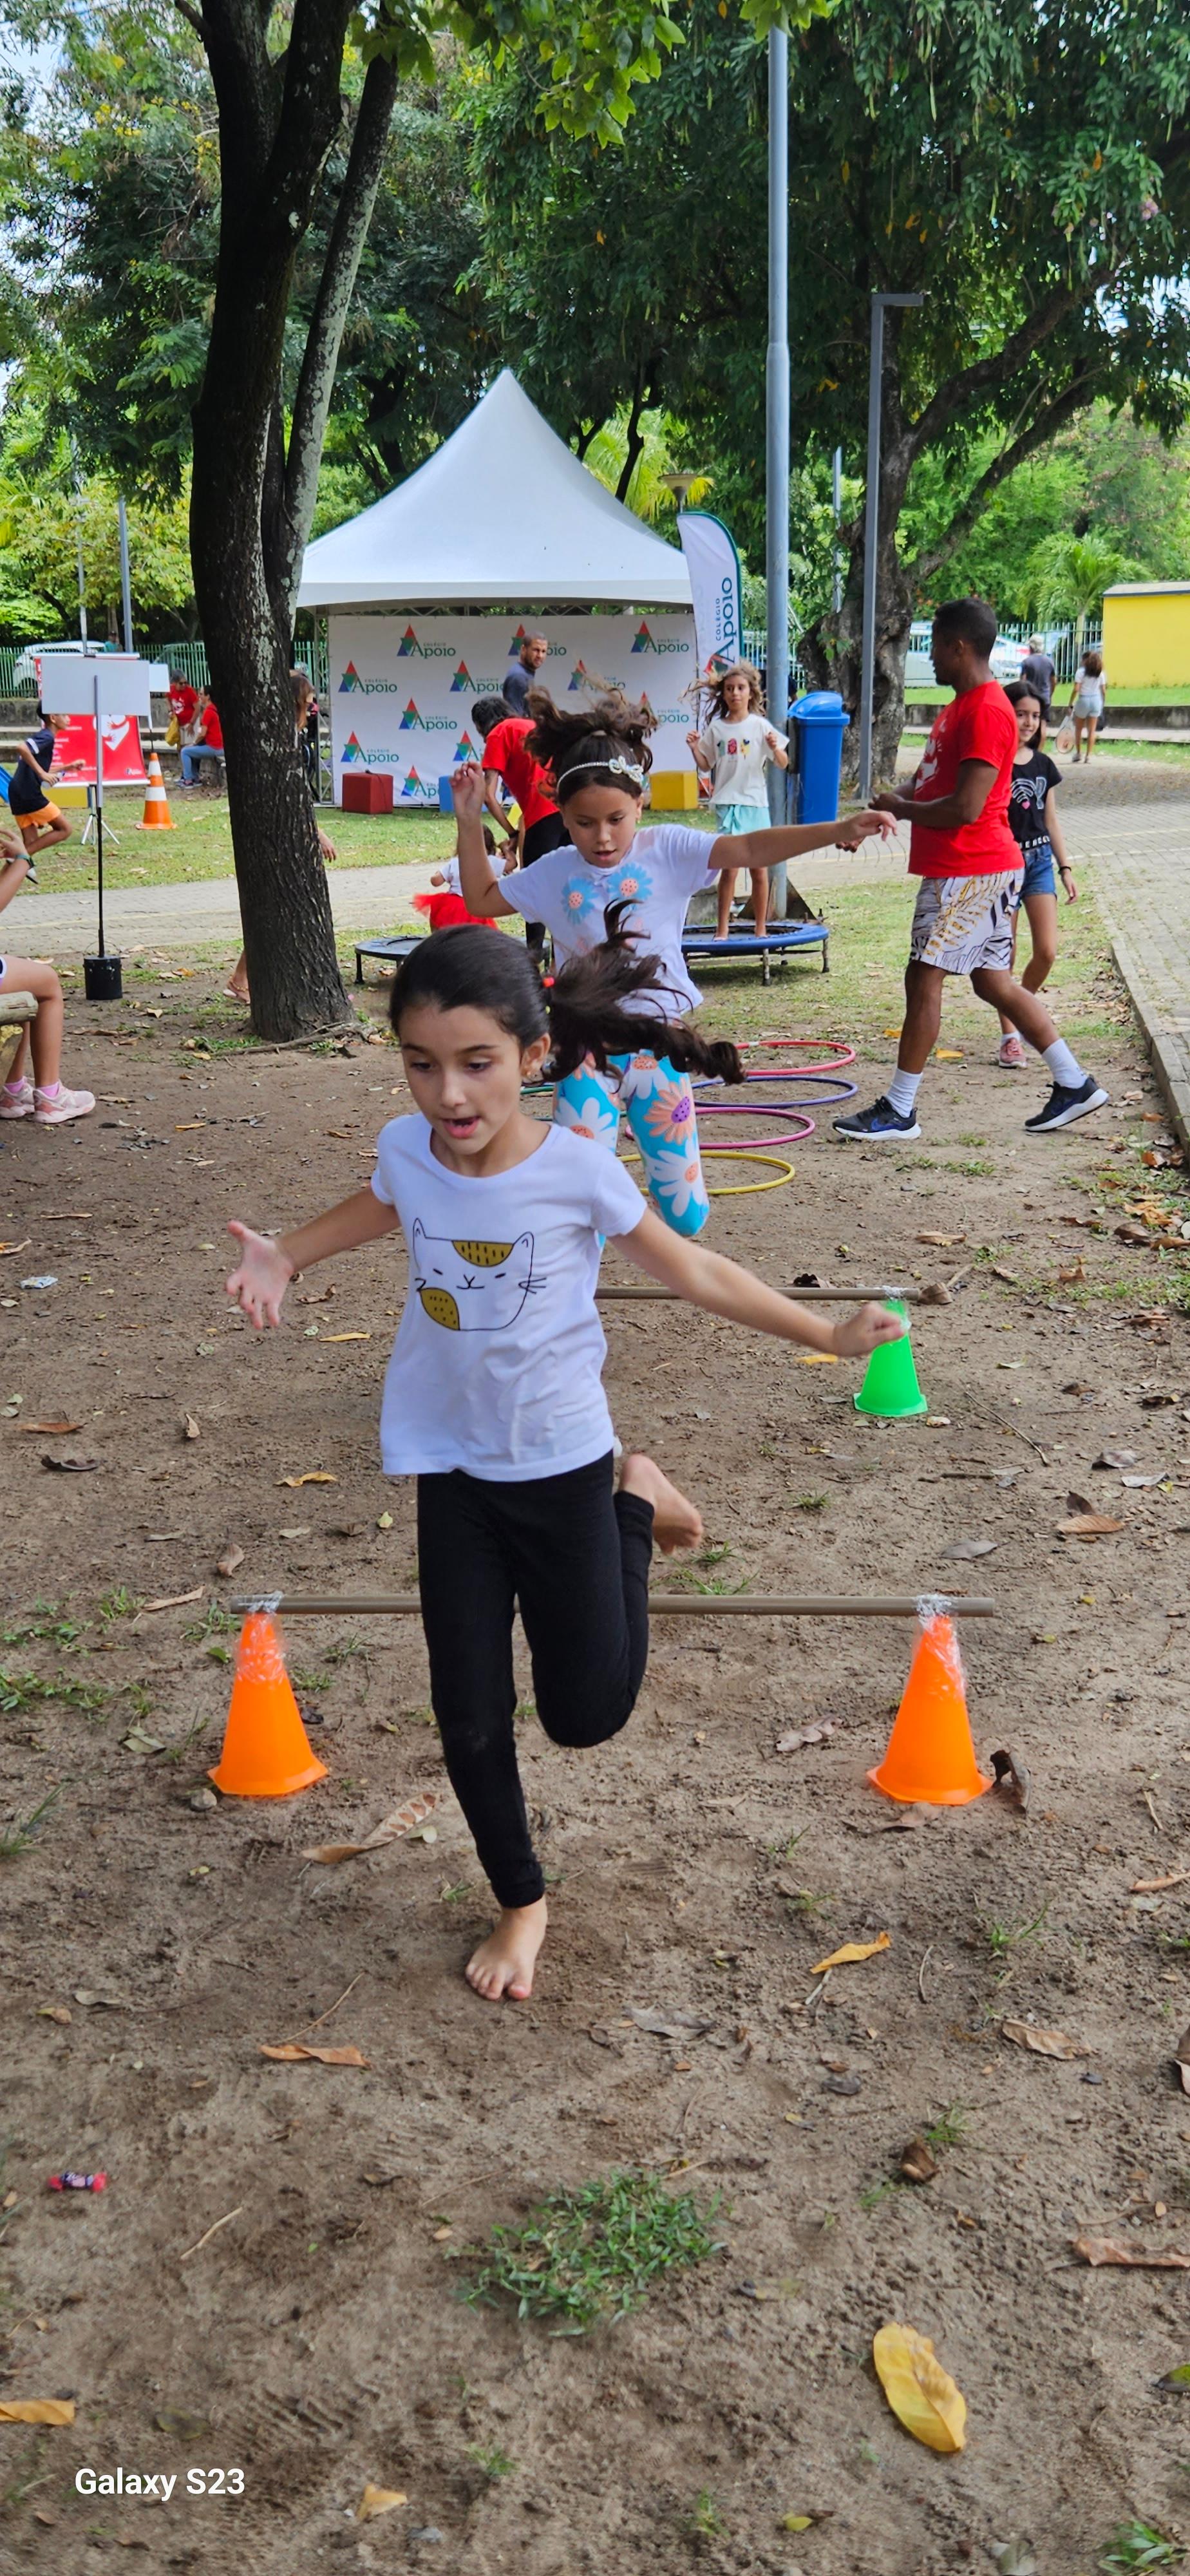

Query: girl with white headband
456 688 891 1236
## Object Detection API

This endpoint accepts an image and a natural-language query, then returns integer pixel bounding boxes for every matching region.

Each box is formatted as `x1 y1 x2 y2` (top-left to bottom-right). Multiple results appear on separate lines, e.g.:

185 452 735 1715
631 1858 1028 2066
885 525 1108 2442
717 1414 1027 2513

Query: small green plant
184 1600 238 1643
944 1157 996 1179
97 1585 140 1624
440 1883 473 1905
292 1666 331 1694
923 2104 968 2152
858 2177 897 2212
793 1492 829 1512
683 2491 725 2540
0 1791 57 1859
1099 2520 1184 2570
1 1602 86 1653
467 2442 515 2483
0 1669 111 1720
767 1826 809 1862
162 1716 212 1767
0 2438 50 2514
783 1887 828 1917
978 1901 1049 1966
460 2167 722 2334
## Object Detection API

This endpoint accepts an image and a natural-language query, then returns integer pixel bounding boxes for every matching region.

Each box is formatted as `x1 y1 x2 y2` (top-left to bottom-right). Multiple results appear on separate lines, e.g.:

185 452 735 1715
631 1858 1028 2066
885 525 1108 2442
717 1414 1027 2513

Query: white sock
885 1067 922 1118
1043 1038 1084 1090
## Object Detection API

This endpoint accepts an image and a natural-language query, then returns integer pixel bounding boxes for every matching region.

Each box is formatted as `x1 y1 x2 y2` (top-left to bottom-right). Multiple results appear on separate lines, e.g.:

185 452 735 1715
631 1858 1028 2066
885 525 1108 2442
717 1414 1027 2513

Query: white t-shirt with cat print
370 1113 647 1481
502 822 721 1016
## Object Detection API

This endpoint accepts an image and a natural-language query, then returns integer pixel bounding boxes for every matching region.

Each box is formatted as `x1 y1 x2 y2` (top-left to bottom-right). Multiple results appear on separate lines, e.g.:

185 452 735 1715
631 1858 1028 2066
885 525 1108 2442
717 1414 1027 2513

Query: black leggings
417 1454 653 1908
520 811 567 954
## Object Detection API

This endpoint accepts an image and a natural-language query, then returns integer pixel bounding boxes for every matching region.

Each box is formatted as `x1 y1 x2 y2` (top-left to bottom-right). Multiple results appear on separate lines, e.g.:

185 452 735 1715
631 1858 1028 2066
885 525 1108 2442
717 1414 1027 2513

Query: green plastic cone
853 1298 928 1420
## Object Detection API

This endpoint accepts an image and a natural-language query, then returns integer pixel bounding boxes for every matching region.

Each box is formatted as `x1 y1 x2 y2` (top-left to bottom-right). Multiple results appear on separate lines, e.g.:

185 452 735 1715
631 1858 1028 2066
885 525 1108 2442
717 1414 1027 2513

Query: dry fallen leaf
182 1413 200 1441
216 1540 245 1578
41 1454 99 1473
0 2398 75 2425
915 1231 965 1247
1057 1513 1125 1539
872 2322 966 2453
36 2005 71 2025
356 2484 407 2523
1003 2020 1088 2061
303 1793 439 1866
323 1332 371 1344
627 2005 715 2040
1133 1871 1189 1894
942 1537 997 1560
259 2042 369 2068
18 1420 82 1435
776 1721 836 1753
139 1586 204 1615
900 2136 939 2184
813 1933 891 1973
1057 1260 1086 1285
1072 2235 1190 2270
279 1470 338 1488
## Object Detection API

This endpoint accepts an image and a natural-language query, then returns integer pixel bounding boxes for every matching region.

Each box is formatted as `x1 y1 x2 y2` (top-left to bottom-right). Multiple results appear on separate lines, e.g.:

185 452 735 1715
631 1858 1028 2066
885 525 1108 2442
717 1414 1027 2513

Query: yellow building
1102 582 1190 689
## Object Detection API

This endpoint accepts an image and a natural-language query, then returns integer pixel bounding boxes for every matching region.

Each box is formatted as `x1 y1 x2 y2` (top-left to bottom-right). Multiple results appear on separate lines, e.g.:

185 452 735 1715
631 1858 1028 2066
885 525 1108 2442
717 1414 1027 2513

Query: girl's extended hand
226 1222 294 1329
1061 867 1079 904
685 728 701 750
451 761 484 821
835 808 898 848
830 1302 908 1360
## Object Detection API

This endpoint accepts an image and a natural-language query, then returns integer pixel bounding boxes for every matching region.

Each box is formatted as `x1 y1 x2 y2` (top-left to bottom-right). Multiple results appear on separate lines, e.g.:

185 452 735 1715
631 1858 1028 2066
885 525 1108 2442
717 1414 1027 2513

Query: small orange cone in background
140 750 175 831
867 1609 992 1807
209 1608 327 1797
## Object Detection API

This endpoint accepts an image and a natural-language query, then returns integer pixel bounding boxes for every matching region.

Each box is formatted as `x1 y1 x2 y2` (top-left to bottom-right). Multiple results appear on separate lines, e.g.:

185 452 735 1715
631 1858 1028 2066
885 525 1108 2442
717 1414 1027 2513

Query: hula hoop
693 1102 816 1146
621 1146 797 1198
742 1038 856 1071
694 1070 857 1104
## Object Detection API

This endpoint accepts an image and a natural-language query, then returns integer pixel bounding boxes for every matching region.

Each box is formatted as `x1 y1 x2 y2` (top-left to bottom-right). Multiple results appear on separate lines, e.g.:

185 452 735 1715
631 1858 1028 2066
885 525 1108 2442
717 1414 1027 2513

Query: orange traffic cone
140 750 175 831
209 1609 327 1797
867 1609 992 1806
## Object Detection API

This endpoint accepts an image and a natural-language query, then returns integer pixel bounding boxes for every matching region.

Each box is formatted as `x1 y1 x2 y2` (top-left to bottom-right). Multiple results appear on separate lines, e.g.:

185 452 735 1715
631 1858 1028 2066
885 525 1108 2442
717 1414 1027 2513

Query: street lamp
858 290 924 803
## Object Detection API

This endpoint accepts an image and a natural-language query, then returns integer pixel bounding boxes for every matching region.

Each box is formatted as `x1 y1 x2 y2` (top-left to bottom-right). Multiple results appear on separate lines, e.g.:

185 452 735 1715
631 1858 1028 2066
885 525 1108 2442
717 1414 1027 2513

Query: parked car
905 622 1028 687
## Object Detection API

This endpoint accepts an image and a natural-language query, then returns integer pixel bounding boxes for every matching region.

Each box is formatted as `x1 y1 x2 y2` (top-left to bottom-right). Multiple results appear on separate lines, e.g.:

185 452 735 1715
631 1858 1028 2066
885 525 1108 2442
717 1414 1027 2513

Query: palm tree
583 409 713 522
1028 532 1147 659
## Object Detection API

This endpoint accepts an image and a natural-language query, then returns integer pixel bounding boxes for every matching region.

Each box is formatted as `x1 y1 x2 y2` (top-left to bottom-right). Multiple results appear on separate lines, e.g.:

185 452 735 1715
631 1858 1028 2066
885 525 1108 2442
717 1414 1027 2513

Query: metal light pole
766 27 791 912
118 497 133 653
831 446 843 616
858 290 923 803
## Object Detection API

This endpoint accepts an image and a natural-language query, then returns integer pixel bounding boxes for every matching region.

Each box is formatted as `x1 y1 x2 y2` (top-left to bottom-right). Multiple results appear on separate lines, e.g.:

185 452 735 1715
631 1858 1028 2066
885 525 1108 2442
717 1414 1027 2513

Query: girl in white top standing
1062 649 1107 763
686 661 789 938
457 694 889 1238
227 918 903 2007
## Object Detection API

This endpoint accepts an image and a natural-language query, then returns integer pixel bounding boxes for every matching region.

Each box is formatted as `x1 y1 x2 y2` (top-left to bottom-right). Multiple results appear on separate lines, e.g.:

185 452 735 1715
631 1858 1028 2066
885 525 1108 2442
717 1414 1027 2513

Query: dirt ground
1 904 1189 2576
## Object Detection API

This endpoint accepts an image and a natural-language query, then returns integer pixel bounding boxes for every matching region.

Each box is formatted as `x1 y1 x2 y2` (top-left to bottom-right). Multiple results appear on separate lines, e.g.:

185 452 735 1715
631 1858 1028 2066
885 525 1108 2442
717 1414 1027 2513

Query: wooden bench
681 921 829 984
0 990 38 1086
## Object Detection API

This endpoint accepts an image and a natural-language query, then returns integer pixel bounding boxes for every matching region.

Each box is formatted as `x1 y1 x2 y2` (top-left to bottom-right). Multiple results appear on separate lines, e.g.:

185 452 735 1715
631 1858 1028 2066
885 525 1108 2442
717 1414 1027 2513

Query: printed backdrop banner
326 613 699 805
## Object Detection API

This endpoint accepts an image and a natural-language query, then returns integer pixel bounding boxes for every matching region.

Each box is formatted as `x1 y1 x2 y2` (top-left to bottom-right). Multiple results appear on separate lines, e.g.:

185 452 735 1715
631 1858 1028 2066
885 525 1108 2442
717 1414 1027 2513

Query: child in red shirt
835 596 1106 1141
471 694 565 965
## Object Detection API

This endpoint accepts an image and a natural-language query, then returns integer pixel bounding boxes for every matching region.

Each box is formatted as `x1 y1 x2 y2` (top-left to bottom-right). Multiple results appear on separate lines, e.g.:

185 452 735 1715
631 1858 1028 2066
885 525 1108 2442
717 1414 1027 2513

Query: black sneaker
1024 1075 1108 1133
834 1095 921 1142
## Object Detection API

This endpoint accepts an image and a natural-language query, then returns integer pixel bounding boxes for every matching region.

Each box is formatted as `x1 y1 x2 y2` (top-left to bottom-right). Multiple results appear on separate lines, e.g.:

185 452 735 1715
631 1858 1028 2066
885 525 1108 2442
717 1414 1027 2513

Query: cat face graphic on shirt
411 1219 536 1331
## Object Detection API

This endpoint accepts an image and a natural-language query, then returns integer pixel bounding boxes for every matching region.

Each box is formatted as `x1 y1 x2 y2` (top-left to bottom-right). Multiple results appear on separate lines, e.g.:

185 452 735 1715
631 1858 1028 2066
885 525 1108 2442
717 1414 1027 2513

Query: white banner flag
677 512 744 676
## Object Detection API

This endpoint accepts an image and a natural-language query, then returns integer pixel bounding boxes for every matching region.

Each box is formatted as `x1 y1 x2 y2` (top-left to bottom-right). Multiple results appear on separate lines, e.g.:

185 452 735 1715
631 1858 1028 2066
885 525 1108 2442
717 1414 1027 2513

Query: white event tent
298 367 692 611
298 370 698 802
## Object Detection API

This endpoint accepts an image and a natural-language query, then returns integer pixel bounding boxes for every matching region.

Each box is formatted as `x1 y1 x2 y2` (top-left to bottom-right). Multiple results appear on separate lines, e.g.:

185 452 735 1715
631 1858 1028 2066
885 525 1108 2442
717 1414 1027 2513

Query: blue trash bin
789 691 849 825
438 772 458 815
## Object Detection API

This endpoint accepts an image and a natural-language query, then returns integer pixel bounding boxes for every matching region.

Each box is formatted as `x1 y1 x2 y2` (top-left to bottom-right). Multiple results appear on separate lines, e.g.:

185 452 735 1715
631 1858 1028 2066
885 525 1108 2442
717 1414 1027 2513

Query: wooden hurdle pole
596 1283 932 1304
235 1593 996 1620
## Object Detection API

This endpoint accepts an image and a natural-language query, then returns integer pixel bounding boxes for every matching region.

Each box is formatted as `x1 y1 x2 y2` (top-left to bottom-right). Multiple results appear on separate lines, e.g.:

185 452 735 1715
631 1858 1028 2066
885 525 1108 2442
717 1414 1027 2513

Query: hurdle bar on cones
234 1593 996 1622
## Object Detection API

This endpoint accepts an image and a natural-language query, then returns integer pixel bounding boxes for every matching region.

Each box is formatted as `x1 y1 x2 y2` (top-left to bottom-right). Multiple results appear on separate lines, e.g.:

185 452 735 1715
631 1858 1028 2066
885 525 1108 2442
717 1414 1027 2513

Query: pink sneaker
997 1034 1028 1070
0 1075 34 1119
33 1084 95 1126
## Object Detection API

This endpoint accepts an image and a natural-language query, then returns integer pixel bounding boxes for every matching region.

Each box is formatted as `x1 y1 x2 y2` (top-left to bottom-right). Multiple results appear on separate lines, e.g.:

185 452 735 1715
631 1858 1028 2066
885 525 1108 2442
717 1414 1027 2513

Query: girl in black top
996 683 1078 1069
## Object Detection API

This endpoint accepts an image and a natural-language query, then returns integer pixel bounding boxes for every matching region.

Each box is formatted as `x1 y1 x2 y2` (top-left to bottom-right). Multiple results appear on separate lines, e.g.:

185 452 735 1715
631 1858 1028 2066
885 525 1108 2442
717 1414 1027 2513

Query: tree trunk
801 518 914 794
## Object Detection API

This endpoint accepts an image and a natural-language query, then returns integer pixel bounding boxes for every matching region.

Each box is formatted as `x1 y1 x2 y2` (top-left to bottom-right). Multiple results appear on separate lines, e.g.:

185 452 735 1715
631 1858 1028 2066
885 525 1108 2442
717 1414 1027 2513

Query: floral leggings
553 1048 710 1238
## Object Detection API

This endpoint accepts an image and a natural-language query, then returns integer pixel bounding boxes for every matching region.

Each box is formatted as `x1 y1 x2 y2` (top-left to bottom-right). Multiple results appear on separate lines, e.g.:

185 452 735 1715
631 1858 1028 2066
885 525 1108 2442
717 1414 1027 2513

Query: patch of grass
783 1887 828 1917
0 2438 50 2514
97 1584 140 1624
460 2167 723 2335
923 2104 968 2152
467 2443 516 2484
439 1883 473 1905
1 1601 86 1653
184 1600 239 1644
0 1790 57 1858
793 1492 829 1512
943 1157 996 1179
0 1668 111 1719
292 1665 331 1694
1099 2521 1184 2570
683 2491 726 2540
977 1901 1050 1971
858 2177 898 2212
161 1716 212 1768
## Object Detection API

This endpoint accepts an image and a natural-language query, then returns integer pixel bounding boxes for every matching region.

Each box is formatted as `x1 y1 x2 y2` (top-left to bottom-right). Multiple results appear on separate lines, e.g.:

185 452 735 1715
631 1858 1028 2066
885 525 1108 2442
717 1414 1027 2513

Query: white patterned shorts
909 870 1024 976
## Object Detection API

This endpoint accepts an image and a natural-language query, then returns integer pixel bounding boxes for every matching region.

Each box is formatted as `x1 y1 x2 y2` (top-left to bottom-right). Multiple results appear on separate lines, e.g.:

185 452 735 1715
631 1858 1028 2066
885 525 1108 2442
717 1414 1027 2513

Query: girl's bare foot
619 1451 703 1553
223 981 250 1004
466 1898 548 2002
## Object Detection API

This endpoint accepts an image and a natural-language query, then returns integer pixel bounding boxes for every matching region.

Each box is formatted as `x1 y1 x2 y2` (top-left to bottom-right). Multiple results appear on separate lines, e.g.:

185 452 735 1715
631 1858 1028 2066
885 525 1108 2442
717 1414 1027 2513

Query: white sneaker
33 1084 95 1126
0 1076 35 1119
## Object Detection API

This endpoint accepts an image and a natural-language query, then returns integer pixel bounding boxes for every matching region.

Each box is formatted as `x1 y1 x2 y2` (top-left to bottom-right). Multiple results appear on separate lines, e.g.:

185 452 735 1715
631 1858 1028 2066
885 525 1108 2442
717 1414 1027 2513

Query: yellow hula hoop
620 1148 797 1198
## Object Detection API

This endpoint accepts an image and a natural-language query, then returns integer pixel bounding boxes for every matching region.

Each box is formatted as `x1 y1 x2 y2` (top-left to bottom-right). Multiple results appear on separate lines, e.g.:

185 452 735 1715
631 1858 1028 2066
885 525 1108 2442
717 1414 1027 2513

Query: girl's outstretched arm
454 761 519 920
1045 789 1077 897
227 1189 401 1329
611 1208 906 1359
708 810 896 872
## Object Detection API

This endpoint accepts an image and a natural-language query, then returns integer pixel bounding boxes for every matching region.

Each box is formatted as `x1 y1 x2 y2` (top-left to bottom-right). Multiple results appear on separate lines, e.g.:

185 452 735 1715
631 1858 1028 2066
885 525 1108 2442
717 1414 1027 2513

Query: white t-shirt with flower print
503 823 720 1016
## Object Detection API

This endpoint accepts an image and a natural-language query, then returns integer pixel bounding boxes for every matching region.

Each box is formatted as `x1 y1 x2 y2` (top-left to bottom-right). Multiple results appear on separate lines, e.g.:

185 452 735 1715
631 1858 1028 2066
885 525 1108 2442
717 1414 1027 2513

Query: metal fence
741 618 1099 701
0 637 331 699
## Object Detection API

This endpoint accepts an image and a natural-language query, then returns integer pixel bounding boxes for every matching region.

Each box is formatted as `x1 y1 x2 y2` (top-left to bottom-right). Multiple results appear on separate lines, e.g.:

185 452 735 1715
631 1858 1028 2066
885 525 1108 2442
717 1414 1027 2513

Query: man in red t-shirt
471 695 565 962
835 596 1106 1141
179 690 225 787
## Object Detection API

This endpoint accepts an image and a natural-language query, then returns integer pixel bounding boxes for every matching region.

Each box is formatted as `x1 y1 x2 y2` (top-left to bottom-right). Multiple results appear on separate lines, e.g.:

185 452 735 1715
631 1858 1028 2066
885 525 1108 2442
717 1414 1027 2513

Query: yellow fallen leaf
933 1048 963 1061
279 1471 339 1488
813 1932 891 1972
323 1332 371 1344
0 2398 75 2425
258 2042 369 2067
873 2322 966 2453
882 1026 902 1039
356 2483 407 2523
797 1352 838 1365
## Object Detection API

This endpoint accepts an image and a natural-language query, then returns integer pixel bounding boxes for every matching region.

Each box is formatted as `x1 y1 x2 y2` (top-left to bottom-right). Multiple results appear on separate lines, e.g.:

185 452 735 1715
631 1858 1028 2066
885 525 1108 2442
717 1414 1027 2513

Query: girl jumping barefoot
227 924 903 2005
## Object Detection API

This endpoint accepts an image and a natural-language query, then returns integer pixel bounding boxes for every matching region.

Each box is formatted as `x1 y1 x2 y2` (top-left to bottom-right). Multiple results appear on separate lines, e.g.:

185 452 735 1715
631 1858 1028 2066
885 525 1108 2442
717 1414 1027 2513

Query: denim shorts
1017 842 1056 902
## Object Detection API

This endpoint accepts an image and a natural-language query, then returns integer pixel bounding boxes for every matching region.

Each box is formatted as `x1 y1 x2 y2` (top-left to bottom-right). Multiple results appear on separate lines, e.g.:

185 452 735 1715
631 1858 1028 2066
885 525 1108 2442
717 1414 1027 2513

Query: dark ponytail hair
388 913 742 1087
525 686 654 805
